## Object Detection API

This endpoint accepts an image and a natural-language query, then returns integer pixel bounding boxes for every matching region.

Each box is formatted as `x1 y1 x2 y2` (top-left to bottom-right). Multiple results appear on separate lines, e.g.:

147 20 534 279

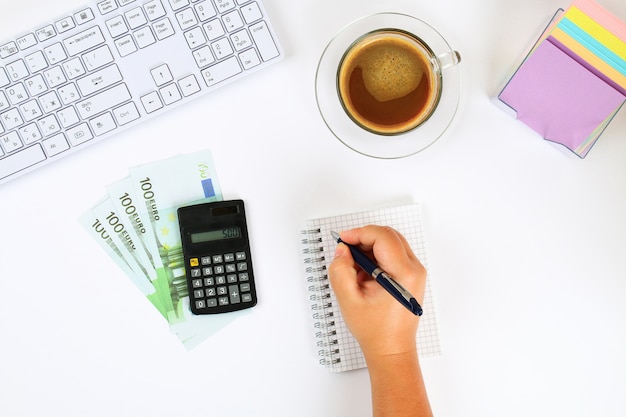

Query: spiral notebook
300 203 441 372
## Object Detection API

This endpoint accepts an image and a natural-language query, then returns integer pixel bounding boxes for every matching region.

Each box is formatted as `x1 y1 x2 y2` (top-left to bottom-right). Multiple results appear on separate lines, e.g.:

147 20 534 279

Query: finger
340 225 417 273
328 243 360 299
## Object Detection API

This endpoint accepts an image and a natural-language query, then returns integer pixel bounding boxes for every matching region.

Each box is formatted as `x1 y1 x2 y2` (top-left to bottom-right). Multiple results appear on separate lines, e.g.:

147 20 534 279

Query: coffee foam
353 37 426 102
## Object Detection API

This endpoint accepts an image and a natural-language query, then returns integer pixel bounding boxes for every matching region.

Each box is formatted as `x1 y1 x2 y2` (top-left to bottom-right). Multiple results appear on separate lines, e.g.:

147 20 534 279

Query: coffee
337 30 441 135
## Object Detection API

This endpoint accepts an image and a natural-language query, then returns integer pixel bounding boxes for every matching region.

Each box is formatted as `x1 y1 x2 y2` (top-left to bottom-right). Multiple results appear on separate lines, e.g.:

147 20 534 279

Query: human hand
328 225 427 359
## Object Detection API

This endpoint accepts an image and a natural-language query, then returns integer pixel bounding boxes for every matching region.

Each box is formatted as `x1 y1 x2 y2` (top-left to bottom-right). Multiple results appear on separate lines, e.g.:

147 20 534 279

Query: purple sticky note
499 39 625 153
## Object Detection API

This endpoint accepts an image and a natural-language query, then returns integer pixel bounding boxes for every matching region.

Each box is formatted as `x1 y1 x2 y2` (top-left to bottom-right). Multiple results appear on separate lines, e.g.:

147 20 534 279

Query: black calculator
178 200 257 315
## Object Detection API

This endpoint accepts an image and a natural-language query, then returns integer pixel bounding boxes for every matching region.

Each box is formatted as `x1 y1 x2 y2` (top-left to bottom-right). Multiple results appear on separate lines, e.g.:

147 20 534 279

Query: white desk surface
1 0 625 416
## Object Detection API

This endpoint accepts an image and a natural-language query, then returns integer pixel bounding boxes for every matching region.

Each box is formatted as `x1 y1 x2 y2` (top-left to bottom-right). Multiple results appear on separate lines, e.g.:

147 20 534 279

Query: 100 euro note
127 150 246 348
80 150 244 349
78 205 164 316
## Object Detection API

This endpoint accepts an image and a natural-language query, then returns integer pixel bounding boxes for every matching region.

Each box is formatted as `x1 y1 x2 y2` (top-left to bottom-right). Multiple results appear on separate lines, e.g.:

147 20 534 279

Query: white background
1 0 625 416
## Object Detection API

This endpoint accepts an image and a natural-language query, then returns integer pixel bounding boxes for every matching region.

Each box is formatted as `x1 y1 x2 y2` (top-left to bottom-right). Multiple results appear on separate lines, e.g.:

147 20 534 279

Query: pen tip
330 231 340 241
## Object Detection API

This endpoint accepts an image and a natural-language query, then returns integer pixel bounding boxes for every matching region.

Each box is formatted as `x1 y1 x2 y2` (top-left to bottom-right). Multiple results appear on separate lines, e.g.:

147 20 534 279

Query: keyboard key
82 45 115 71
1 131 23 153
249 21 279 61
106 15 129 38
114 35 138 57
74 8 96 25
140 91 163 113
153 18 175 40
160 84 182 105
0 69 9 88
150 64 173 86
195 1 217 21
44 43 68 65
89 112 117 136
178 74 201 96
63 26 106 56
125 7 148 30
201 56 241 87
112 102 140 125
0 145 46 180
35 26 56 42
55 17 76 33
144 0 167 21
66 123 93 146
17 33 38 51
76 64 123 96
241 2 262 24
76 83 131 119
0 42 19 59
42 133 69 156
97 0 118 14
134 27 157 48
5 60 29 82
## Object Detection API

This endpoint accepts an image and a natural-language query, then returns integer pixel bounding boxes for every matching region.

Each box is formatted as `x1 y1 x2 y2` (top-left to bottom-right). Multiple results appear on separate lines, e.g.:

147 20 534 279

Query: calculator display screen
190 227 242 243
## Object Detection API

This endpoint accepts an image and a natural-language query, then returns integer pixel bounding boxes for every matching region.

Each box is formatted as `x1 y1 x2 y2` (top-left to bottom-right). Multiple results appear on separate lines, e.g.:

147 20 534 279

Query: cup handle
437 50 461 70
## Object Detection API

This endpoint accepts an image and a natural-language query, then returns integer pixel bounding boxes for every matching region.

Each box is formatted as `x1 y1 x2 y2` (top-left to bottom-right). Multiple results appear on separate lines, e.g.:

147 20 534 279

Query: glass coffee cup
316 13 462 158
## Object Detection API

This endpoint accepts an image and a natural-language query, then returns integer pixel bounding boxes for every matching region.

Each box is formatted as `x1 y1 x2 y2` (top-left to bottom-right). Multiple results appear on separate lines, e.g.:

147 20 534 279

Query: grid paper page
303 203 441 372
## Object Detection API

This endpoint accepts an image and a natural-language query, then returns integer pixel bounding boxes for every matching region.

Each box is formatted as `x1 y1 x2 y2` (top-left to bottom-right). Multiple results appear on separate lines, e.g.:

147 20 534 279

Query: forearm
364 350 433 417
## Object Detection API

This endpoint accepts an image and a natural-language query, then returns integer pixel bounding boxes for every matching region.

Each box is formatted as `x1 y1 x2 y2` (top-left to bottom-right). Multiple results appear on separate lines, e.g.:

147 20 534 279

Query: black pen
331 231 423 316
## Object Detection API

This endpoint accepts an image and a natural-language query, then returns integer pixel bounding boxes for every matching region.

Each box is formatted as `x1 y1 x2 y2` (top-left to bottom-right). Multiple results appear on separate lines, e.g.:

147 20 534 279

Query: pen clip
376 271 423 316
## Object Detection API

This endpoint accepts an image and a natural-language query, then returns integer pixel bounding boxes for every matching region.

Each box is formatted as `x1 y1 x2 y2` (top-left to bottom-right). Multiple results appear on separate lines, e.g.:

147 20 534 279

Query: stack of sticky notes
496 0 625 158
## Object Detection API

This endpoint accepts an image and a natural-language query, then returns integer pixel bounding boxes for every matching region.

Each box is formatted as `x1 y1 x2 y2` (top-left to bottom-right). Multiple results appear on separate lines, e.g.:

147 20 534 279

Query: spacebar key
77 83 132 119
0 145 46 181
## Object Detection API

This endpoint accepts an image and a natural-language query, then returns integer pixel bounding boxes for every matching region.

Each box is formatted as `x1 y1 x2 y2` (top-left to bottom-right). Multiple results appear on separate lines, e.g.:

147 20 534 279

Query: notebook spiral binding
300 228 341 366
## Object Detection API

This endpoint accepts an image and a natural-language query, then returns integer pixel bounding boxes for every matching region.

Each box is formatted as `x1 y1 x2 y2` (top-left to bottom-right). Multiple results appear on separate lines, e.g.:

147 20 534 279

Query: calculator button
217 286 227 295
214 265 225 274
190 257 199 267
235 251 246 260
229 285 240 304
206 288 216 297
239 272 249 281
207 298 218 307
195 299 206 309
204 277 214 286
224 253 235 262
193 289 204 298
213 254 223 263
218 296 229 306
226 264 236 273
192 278 203 288
203 266 213 275
242 293 252 303
240 283 250 292
201 256 211 265
237 262 247 271
191 268 202 277
216 276 226 285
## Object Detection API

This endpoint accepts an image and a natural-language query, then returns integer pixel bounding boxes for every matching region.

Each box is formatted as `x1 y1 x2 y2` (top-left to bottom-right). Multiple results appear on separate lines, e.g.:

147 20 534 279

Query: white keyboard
0 0 282 184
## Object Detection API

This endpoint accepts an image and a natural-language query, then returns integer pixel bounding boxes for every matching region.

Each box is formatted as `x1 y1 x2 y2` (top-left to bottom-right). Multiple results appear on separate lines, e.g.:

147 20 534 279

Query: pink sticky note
499 38 625 154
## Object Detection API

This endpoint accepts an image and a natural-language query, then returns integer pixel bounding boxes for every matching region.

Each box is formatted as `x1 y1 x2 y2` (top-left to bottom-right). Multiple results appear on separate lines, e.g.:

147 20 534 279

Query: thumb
328 243 359 298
